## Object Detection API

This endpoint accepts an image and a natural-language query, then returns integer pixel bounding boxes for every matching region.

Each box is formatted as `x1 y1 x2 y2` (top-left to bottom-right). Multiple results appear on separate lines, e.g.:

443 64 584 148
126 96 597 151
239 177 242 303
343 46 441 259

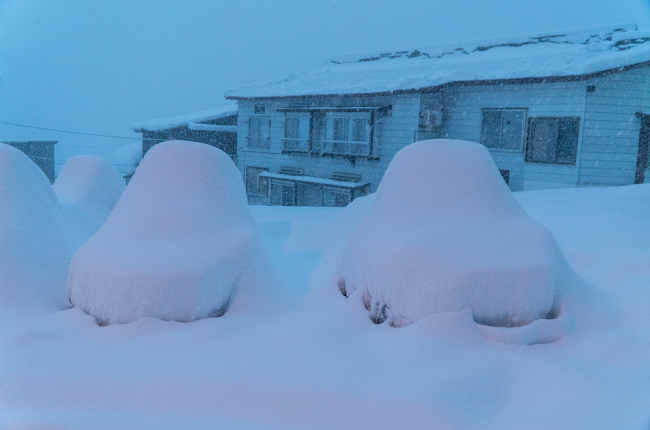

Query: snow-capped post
338 139 576 329
67 140 273 325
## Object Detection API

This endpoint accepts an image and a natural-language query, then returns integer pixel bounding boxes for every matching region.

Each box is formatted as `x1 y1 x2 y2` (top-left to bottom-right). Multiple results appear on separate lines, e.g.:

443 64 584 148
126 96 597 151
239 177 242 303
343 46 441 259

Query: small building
225 24 650 206
133 106 238 161
2 140 57 183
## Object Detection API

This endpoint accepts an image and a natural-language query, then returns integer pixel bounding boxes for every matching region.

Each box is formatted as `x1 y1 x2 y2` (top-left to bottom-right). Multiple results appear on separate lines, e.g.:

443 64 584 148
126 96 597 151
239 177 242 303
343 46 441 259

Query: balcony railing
321 140 370 157
282 138 310 153
247 136 270 149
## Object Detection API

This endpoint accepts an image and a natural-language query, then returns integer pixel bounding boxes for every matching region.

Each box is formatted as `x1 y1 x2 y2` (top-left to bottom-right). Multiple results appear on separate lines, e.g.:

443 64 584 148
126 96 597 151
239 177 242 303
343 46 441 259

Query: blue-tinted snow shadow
256 220 322 296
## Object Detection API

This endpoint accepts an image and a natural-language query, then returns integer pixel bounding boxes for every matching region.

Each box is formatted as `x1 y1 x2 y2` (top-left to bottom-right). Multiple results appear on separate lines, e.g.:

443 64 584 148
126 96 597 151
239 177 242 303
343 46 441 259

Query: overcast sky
3 0 650 170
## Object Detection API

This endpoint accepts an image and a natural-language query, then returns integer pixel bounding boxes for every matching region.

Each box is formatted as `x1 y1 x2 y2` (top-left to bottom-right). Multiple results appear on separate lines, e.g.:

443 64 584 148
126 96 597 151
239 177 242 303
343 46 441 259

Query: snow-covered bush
0 144 73 309
338 139 569 328
68 140 269 324
54 155 125 232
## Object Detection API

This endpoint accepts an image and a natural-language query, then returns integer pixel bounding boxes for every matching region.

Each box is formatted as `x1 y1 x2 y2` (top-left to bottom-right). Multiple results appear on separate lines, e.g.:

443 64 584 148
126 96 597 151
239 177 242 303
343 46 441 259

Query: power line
0 121 143 140
25 155 136 166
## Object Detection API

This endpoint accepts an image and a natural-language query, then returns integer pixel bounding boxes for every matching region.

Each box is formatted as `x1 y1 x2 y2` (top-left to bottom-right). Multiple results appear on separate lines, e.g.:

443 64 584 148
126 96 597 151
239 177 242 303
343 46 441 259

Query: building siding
237 94 420 200
234 66 650 205
580 68 647 185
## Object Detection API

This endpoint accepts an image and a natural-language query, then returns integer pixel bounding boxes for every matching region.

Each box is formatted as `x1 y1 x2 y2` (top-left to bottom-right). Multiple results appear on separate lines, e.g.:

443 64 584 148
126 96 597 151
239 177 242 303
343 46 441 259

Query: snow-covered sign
133 105 238 132
225 23 650 98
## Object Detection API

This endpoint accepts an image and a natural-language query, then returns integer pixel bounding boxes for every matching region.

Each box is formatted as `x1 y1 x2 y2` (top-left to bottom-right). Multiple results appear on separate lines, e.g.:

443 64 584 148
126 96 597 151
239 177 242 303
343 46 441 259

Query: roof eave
225 60 650 101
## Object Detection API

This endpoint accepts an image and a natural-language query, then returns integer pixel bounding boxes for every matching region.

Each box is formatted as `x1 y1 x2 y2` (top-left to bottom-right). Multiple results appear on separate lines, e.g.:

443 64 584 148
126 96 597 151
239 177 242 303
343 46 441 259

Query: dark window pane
270 184 281 205
480 110 501 148
528 118 558 163
334 192 350 207
260 119 270 139
285 118 299 139
245 168 257 193
500 110 525 150
298 117 310 140
333 118 346 141
350 118 366 142
281 185 294 206
249 118 261 138
246 166 268 194
557 118 579 163
297 183 322 206
248 117 270 148
258 176 268 194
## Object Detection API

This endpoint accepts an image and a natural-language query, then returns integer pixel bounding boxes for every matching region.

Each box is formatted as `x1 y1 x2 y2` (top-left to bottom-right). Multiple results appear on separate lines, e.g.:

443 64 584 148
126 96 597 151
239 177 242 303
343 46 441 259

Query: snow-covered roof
225 23 650 99
133 105 237 131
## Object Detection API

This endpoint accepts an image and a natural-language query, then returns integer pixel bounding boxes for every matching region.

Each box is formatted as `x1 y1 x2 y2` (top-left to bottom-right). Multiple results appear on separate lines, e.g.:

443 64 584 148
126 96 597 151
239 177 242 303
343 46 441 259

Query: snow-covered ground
2 157 650 429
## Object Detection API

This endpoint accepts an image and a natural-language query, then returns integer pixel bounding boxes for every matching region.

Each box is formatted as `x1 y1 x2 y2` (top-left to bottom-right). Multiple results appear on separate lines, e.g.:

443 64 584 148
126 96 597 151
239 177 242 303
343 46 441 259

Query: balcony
321 140 370 157
282 138 310 153
246 136 270 149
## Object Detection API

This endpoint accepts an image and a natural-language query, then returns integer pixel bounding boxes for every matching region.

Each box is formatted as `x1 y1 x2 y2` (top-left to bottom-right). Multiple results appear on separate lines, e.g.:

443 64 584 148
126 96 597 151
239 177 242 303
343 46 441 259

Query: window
254 104 265 114
296 182 323 206
283 115 310 152
322 114 371 156
248 117 270 148
525 117 580 164
480 109 526 151
323 187 351 207
246 166 269 195
269 180 295 206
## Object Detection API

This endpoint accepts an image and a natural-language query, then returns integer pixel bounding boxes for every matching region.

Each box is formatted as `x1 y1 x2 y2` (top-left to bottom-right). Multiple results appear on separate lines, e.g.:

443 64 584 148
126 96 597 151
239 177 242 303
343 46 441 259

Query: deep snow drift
68 140 274 324
0 144 74 309
54 155 125 232
0 147 127 310
338 140 572 328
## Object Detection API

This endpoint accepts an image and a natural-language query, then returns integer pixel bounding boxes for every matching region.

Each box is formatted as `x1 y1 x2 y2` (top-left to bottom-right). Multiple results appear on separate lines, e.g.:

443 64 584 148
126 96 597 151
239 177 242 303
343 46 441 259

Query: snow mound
0 144 73 309
110 142 142 175
338 139 571 329
54 155 125 217
68 140 270 324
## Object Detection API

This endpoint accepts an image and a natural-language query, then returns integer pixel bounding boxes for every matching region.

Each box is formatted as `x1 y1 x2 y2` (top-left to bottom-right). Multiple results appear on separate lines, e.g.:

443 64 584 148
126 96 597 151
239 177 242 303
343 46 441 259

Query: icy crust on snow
133 105 237 132
54 155 125 217
338 140 571 328
68 141 267 324
225 23 650 98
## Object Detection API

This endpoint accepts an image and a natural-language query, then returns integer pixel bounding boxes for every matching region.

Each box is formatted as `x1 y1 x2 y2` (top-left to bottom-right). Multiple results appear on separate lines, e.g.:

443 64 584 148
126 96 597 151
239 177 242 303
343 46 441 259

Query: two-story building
225 24 650 206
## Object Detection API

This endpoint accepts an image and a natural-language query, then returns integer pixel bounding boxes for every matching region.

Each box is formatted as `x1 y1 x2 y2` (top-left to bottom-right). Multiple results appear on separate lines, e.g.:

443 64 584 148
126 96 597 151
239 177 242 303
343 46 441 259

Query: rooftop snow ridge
329 23 638 65
133 104 237 132
224 23 650 99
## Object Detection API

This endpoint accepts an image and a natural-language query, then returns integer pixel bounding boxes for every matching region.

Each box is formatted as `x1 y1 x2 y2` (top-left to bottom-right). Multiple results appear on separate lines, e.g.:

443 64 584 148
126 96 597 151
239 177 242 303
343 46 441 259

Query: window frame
245 166 269 196
321 112 372 157
480 108 528 152
269 179 296 206
525 116 580 165
247 116 271 149
322 185 352 207
282 113 311 153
